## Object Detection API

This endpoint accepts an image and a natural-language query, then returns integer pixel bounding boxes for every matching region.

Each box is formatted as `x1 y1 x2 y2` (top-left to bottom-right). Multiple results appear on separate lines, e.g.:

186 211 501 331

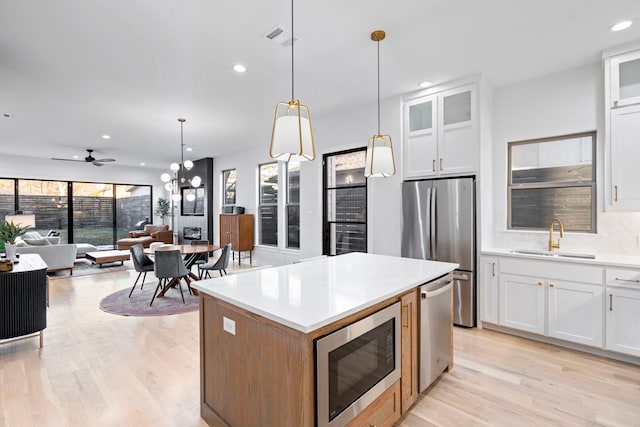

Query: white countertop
483 248 640 269
193 253 458 333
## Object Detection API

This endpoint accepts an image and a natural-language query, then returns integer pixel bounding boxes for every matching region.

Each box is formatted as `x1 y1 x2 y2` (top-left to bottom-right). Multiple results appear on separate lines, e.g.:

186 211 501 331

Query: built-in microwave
315 302 401 427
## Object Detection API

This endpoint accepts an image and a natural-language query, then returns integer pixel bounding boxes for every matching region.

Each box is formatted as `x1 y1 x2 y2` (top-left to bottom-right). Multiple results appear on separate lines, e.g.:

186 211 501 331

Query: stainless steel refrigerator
401 177 476 327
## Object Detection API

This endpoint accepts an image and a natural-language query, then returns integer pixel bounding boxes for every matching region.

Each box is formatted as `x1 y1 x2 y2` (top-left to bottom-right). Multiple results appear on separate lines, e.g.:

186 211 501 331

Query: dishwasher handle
421 280 453 299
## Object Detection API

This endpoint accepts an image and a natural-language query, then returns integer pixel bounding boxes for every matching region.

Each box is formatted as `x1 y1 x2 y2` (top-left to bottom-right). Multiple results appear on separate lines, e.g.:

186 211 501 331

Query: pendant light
270 0 315 162
160 118 201 202
364 30 396 178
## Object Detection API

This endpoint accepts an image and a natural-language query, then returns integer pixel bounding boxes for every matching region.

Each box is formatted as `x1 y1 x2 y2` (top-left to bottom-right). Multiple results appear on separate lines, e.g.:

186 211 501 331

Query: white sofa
15 232 78 274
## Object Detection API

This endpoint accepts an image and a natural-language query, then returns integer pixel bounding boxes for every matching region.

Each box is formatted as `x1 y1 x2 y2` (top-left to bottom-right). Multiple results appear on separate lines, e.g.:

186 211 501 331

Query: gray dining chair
191 239 210 274
151 249 191 306
129 244 154 297
199 243 232 279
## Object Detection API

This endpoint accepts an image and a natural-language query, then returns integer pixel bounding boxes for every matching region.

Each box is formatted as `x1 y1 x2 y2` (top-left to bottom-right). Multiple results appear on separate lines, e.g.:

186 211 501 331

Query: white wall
0 153 166 222
490 63 640 256
212 95 404 266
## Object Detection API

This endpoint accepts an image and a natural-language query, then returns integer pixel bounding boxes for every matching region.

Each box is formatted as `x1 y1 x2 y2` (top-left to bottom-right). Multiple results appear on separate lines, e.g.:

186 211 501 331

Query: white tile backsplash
493 212 640 256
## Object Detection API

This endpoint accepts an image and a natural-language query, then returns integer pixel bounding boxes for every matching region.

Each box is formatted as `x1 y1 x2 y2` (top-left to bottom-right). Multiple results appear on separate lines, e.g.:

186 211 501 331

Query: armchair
117 224 173 250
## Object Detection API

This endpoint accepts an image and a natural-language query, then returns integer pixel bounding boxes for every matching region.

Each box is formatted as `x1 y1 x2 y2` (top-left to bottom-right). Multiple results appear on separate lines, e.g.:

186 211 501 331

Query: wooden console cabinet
219 214 254 265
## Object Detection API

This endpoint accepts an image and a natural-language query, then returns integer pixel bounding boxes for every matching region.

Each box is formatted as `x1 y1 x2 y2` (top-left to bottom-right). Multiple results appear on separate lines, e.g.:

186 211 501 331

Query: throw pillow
24 238 52 246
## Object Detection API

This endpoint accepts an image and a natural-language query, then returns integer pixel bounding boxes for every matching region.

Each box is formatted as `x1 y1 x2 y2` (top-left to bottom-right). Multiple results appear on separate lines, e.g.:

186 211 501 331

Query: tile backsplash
493 212 640 256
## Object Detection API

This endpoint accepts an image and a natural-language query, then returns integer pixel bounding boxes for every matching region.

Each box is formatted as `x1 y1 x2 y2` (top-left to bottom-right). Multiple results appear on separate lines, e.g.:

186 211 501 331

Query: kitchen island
193 252 457 427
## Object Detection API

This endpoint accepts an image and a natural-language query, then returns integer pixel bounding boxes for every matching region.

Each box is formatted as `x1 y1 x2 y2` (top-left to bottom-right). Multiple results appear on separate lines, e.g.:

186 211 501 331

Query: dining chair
190 239 210 274
151 249 191 306
129 244 154 297
199 243 232 279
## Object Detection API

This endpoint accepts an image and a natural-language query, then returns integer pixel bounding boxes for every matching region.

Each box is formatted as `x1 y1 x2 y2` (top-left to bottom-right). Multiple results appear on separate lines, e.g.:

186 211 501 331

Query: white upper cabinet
403 83 478 179
604 47 640 211
608 50 640 108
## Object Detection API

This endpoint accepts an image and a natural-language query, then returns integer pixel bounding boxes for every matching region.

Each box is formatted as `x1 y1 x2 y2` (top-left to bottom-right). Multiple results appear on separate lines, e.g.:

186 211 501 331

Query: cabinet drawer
346 380 401 427
500 258 602 284
606 268 640 289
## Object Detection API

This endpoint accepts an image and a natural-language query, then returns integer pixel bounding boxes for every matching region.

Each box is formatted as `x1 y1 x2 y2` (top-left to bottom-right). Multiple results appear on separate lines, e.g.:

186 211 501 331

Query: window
222 169 236 211
181 187 205 216
287 161 300 249
508 131 596 232
258 162 278 246
73 182 115 246
19 180 70 243
116 185 151 241
323 148 367 255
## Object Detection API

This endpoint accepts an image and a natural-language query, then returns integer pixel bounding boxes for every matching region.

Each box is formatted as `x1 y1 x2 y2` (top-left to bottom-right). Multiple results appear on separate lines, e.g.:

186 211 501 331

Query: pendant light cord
291 0 295 101
377 38 380 135
180 120 184 174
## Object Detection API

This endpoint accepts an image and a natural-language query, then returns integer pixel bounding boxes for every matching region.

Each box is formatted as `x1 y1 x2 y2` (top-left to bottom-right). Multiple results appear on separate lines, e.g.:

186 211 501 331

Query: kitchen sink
511 249 596 259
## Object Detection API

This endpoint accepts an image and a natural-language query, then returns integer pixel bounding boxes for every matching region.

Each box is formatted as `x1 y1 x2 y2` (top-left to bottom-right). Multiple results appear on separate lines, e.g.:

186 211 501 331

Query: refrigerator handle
430 186 437 260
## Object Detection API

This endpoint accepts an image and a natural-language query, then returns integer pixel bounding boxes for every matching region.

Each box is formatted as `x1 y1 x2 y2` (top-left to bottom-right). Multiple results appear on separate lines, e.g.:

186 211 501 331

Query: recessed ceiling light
140 162 146 166
611 21 633 32
186 147 193 152
233 64 247 73
418 81 433 88
102 134 111 139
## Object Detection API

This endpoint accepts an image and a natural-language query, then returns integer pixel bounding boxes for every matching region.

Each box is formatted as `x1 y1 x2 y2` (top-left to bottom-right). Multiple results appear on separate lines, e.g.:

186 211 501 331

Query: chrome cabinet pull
440 158 443 171
549 283 555 288
614 185 619 202
492 262 496 277
614 277 640 283
609 294 613 311
537 282 543 287
432 159 436 171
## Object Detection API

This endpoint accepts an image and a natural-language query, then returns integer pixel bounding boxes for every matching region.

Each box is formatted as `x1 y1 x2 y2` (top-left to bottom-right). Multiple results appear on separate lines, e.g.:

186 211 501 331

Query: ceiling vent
264 26 298 47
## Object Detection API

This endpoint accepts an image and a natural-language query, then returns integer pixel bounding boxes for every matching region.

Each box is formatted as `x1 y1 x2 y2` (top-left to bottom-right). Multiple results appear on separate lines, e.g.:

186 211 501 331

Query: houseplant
154 197 171 225
0 221 29 262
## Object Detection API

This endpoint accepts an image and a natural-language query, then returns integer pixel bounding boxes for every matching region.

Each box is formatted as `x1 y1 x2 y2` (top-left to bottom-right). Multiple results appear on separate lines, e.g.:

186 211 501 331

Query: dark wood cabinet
400 288 418 413
219 214 254 265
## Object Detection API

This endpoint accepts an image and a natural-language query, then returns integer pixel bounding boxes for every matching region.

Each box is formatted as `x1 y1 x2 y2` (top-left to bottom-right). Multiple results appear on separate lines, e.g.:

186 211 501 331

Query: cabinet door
403 96 437 179
610 104 640 210
547 280 603 347
499 274 545 334
400 290 418 413
438 85 477 175
479 257 499 324
609 50 640 108
606 287 640 357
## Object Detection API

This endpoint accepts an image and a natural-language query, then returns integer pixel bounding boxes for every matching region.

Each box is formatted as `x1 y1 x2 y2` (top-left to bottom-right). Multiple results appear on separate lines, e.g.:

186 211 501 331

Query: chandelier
160 118 201 202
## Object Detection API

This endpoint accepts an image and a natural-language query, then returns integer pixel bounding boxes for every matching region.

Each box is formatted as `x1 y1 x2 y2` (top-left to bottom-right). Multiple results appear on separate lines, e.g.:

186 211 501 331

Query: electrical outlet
223 316 236 335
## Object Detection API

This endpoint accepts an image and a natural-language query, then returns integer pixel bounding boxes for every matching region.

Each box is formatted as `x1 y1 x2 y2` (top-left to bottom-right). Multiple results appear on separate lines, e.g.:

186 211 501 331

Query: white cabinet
605 269 640 357
496 257 604 347
604 47 640 211
547 279 603 347
610 105 640 210
479 257 499 324
499 274 545 334
608 49 640 108
403 84 477 179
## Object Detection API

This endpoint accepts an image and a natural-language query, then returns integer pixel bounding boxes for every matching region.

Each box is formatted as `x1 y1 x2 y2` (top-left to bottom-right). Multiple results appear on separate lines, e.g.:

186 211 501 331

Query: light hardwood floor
1 268 639 426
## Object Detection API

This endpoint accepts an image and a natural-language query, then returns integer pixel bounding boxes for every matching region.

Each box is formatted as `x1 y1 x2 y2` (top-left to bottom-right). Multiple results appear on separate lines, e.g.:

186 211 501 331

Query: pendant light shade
364 30 396 178
365 134 396 178
270 0 315 161
271 100 314 161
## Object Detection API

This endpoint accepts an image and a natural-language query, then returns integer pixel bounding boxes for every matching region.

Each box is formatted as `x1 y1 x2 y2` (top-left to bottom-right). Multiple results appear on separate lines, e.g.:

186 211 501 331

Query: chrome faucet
548 218 564 251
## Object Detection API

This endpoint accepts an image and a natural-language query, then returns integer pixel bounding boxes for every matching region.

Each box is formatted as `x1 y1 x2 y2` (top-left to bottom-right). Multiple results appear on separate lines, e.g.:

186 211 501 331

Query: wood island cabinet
400 289 418 413
219 214 254 265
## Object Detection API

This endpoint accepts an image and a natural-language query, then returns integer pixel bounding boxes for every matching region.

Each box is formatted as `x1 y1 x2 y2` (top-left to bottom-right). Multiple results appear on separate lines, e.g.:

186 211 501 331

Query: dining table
145 244 220 297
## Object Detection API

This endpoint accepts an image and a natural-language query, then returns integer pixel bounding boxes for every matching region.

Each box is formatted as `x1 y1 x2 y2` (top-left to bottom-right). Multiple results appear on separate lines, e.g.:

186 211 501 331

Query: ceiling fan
52 149 116 167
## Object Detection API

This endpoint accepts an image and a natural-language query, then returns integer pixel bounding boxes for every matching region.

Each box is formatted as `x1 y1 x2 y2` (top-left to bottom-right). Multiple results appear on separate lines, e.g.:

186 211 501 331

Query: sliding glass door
18 180 69 243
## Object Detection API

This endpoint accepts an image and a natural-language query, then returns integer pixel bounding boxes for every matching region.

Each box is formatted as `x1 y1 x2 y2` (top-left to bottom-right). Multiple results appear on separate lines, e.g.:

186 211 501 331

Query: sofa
15 232 79 274
116 224 173 250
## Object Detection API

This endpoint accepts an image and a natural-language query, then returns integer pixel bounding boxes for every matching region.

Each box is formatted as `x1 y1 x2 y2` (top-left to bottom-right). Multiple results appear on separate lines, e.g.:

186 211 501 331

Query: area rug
99 284 199 317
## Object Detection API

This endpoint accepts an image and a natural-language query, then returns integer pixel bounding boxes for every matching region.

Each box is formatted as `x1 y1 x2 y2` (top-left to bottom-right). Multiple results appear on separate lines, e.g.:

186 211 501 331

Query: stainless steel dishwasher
419 273 453 392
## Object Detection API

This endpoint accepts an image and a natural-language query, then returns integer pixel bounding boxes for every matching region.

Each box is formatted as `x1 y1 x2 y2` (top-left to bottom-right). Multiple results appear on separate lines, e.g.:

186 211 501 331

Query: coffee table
86 250 130 267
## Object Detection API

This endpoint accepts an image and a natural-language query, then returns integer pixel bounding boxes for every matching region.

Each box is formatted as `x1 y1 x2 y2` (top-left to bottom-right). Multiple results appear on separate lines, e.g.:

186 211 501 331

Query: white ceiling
1 0 639 169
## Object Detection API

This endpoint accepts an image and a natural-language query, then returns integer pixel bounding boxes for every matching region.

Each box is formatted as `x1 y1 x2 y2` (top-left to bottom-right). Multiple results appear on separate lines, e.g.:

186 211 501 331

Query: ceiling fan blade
94 158 115 163
92 162 105 167
51 157 84 162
